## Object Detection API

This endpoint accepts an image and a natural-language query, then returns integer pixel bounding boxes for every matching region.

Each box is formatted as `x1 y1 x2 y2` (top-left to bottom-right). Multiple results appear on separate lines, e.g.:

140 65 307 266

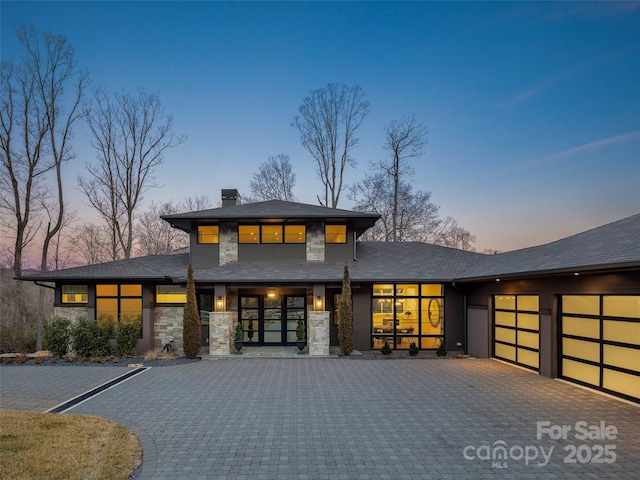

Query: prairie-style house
21 190 640 402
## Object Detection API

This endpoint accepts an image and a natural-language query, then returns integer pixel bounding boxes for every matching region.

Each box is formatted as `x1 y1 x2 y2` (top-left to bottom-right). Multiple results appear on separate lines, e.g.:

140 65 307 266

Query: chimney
221 189 241 207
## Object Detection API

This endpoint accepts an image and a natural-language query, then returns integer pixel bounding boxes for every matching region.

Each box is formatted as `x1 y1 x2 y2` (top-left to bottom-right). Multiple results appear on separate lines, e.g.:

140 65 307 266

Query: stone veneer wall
154 306 184 355
53 306 88 322
219 221 238 265
308 311 330 356
209 312 236 355
306 222 324 262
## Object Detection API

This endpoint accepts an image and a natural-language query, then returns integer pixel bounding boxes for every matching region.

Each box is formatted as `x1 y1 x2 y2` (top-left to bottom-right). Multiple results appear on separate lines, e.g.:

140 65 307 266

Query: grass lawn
0 409 142 480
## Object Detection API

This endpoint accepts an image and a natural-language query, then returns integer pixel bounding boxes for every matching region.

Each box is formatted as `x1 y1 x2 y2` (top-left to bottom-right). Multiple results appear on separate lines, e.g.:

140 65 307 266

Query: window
372 283 444 350
96 284 142 334
238 225 260 243
325 225 347 243
156 285 187 303
261 225 283 243
284 225 306 243
197 225 219 244
62 285 88 303
239 224 307 243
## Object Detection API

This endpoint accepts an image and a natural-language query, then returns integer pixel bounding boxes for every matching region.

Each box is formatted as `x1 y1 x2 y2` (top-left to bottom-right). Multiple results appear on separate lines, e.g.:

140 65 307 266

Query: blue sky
2 1 639 252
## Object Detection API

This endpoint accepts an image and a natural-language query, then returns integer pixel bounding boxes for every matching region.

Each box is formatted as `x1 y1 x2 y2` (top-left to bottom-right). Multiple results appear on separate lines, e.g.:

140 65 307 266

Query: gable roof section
161 199 380 232
457 213 640 281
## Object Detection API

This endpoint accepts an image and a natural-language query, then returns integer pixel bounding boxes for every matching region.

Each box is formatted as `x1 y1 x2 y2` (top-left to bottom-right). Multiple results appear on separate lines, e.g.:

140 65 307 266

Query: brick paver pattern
1 358 638 479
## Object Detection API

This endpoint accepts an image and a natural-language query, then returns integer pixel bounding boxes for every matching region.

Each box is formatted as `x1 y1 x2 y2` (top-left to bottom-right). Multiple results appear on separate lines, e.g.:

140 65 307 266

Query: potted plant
408 342 419 357
436 339 447 357
234 321 243 354
295 319 306 354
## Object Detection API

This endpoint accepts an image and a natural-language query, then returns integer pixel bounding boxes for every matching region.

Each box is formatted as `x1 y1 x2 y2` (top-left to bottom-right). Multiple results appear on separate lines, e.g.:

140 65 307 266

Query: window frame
197 225 219 244
61 285 88 304
238 224 307 244
325 224 347 244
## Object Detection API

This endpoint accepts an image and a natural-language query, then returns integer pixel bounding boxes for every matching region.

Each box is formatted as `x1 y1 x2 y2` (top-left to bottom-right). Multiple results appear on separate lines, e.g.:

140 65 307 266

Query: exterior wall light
216 295 225 311
268 288 276 298
315 295 324 311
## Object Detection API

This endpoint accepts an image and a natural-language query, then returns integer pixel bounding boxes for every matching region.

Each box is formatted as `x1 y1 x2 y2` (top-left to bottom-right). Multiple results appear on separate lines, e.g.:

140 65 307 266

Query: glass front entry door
239 294 306 345
197 291 212 346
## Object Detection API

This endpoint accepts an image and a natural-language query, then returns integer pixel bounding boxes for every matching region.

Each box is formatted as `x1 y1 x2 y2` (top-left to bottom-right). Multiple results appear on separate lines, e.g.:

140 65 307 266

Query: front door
239 294 306 345
197 290 212 346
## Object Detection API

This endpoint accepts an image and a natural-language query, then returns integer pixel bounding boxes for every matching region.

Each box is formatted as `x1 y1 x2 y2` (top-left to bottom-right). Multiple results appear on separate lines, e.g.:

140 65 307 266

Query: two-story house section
18 190 640 402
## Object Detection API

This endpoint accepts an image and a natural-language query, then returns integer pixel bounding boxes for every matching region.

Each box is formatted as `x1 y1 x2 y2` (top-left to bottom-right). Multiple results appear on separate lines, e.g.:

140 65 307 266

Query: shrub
338 263 354 355
70 318 112 358
380 341 392 356
235 321 243 342
182 264 201 359
43 317 71 357
296 320 306 341
409 342 419 356
115 320 141 357
144 350 158 361
436 339 447 357
0 325 37 354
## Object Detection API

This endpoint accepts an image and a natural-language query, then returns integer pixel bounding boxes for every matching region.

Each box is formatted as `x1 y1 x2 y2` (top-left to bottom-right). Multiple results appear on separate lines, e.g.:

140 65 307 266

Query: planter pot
234 341 243 354
296 340 307 354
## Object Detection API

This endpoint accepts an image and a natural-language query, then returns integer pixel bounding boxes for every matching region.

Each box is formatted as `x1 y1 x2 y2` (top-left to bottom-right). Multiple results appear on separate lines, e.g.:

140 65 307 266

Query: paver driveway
1 358 639 479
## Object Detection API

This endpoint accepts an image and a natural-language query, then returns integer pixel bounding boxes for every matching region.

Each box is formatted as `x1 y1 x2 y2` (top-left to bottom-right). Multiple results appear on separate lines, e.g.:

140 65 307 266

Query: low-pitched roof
456 213 640 281
19 213 640 285
161 199 380 232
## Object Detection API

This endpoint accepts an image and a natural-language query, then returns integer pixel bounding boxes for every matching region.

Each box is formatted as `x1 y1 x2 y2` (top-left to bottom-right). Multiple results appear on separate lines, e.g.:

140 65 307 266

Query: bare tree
78 87 185 260
292 83 369 208
136 200 188 256
249 154 297 201
428 216 476 251
180 195 214 212
381 114 427 241
68 222 112 265
351 174 440 242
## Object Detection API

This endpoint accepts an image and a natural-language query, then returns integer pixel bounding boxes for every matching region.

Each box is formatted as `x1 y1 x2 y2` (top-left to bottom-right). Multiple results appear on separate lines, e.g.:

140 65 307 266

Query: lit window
62 285 88 303
325 225 347 243
261 225 283 243
198 225 219 244
156 285 187 303
96 284 142 335
239 225 260 243
284 225 306 243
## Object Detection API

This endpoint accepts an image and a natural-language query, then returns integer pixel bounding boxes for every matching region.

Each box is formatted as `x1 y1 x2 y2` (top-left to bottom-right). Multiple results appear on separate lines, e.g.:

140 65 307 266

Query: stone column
308 311 330 356
209 312 235 355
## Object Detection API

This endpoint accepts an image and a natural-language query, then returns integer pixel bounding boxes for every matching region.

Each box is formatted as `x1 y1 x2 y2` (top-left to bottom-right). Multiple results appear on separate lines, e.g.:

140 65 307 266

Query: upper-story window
285 225 306 243
325 225 347 243
198 226 219 244
239 225 260 243
239 224 306 244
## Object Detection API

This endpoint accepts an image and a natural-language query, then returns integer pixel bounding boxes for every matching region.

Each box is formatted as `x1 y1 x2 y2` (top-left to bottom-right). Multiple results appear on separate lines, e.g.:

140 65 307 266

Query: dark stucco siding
238 244 306 262
190 242 219 269
444 284 466 353
353 284 372 352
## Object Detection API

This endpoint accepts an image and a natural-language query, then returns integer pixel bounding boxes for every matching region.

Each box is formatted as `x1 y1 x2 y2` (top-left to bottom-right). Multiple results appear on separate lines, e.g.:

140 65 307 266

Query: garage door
560 295 640 402
493 295 539 371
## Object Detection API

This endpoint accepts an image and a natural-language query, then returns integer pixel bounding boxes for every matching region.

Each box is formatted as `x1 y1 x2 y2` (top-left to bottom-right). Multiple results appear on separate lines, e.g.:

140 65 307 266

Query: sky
2 1 639 253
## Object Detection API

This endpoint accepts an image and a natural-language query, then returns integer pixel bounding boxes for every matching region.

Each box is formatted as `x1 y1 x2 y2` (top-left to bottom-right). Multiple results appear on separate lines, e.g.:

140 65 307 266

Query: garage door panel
562 338 600 363
495 343 516 362
603 345 640 373
603 319 640 345
563 359 600 386
603 369 640 399
517 348 539 369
